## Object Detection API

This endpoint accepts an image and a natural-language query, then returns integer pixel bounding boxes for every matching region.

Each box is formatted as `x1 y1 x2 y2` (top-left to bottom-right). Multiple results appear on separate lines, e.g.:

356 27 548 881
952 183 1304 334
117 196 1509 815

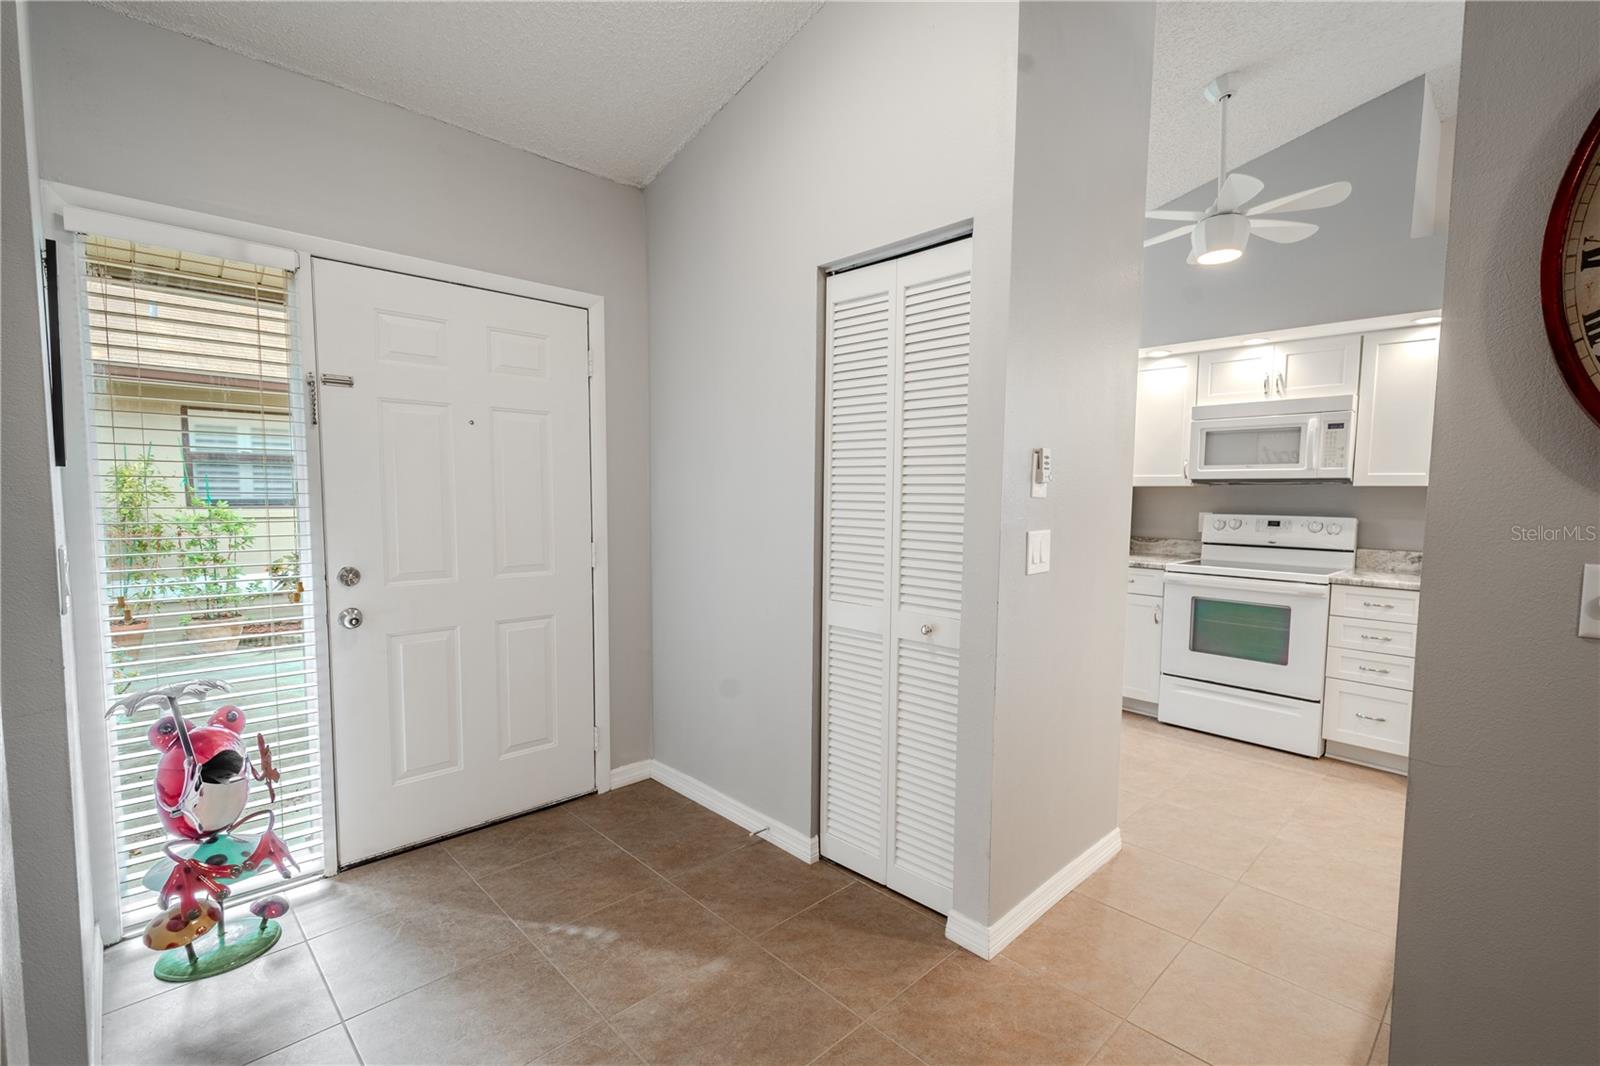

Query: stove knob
1229 518 1243 530
1307 520 1324 533
1212 518 1226 530
1327 522 1343 535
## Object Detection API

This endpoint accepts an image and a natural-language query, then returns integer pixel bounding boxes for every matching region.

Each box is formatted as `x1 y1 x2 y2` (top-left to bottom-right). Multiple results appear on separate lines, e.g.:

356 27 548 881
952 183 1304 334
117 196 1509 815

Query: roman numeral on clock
1582 244 1600 271
1584 309 1600 348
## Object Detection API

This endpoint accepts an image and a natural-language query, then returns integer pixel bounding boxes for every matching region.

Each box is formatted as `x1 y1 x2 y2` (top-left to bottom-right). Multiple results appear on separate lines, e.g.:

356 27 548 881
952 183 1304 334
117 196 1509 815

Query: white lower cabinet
1323 679 1411 756
1123 590 1163 704
1323 585 1421 764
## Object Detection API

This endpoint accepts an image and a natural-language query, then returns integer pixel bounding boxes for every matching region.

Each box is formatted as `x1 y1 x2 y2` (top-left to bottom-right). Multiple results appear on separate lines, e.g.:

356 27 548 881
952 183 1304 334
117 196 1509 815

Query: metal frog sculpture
107 680 299 981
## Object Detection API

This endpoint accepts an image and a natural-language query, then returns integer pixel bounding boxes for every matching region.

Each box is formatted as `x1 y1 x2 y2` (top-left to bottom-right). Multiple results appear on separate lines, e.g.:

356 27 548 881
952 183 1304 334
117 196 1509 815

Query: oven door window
1202 425 1305 467
1190 598 1293 665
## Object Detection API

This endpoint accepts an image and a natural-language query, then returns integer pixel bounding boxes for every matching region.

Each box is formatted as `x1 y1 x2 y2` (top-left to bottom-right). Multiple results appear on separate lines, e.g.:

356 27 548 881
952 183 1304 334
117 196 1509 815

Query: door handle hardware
337 566 362 588
338 607 364 630
1354 712 1389 723
920 624 935 636
320 373 355 388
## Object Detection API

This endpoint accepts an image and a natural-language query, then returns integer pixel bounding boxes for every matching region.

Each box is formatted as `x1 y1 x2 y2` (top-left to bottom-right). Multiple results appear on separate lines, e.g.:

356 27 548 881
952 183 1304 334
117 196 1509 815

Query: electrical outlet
1580 564 1600 640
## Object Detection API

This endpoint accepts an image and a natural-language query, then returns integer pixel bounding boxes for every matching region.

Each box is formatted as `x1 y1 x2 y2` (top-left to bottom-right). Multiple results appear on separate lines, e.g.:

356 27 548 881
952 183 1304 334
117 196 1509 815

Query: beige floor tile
1089 1022 1204 1065
1075 844 1234 938
1369 1023 1391 1065
1195 883 1394 1018
533 1023 645 1065
600 803 754 878
565 779 695 835
476 833 662 936
759 881 953 1018
346 948 598 1065
1120 801 1277 879
1314 756 1409 795
245 1025 360 1066
609 940 858 1065
1003 894 1184 1017
291 844 466 939
102 943 340 1066
671 839 854 935
813 1025 922 1065
1130 943 1378 1066
871 954 1119 1065
308 886 521 1017
1241 839 1401 937
441 806 600 878
1155 770 1304 832
535 879 746 1018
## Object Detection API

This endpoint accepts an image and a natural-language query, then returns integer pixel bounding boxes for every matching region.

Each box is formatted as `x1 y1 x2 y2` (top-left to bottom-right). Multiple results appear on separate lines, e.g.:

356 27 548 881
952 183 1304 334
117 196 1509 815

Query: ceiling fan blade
1146 209 1205 222
1246 181 1352 216
1215 172 1264 212
1249 218 1320 243
1144 225 1196 248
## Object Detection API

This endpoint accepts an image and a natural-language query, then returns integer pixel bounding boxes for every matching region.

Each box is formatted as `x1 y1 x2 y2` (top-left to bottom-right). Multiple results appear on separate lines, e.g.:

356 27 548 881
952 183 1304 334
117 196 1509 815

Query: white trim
616 760 820 864
608 760 654 789
61 205 298 270
943 828 1122 959
1141 311 1443 359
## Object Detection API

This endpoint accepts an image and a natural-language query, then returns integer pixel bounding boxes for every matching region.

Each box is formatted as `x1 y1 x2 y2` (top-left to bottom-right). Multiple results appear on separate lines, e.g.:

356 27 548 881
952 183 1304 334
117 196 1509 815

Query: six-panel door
313 259 595 864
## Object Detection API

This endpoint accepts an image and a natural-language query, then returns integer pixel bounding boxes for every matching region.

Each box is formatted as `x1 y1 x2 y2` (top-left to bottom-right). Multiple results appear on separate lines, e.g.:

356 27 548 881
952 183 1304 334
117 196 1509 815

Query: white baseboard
606 759 819 865
944 827 1121 959
608 760 654 789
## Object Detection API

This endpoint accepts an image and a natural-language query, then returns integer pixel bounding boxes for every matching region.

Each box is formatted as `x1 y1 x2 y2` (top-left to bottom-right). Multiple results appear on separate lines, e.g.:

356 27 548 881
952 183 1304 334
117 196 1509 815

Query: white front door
312 260 595 864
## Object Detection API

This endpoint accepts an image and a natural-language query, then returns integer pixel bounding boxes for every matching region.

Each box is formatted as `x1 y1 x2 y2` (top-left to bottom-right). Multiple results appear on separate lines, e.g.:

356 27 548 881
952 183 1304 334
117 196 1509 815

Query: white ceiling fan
1145 73 1352 266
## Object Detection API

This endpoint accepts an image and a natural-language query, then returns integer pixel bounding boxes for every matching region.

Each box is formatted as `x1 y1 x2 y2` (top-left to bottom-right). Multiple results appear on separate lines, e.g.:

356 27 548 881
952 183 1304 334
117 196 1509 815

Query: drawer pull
1358 634 1394 643
1361 600 1395 609
1354 712 1389 723
1357 665 1391 675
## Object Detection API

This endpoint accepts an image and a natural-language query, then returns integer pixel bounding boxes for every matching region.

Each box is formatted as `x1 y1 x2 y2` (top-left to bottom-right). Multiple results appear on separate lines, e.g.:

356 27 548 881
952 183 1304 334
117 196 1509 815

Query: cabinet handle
1354 712 1389 723
1153 605 1162 625
1262 373 1270 397
1357 665 1391 675
1358 634 1394 643
1276 372 1285 395
1182 459 1189 481
1361 601 1395 609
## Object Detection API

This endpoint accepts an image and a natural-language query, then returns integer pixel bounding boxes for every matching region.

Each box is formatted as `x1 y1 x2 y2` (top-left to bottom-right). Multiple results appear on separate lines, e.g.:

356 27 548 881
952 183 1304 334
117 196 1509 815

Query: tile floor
102 712 1403 1065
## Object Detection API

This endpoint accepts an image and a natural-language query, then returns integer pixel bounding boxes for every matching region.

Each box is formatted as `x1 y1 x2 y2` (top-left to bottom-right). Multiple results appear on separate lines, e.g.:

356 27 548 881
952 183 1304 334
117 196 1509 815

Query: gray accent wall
24 1 656 769
1142 77 1451 348
1391 3 1600 1062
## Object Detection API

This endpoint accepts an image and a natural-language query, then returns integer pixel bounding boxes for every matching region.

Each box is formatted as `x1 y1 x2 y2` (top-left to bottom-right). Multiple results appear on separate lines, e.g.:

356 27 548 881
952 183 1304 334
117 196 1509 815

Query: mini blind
76 234 324 934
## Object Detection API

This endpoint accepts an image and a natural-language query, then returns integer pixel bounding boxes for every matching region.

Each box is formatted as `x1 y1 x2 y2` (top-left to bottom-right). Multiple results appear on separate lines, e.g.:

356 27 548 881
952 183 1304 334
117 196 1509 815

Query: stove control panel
1200 512 1357 550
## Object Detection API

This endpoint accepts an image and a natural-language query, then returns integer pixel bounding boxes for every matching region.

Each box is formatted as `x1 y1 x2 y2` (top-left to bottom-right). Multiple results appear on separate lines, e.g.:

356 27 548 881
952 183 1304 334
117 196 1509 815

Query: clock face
1542 108 1600 427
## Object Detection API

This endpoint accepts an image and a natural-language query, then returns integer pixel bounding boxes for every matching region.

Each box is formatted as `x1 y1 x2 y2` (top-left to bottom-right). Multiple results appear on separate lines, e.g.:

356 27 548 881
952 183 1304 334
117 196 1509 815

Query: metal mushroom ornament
107 680 300 982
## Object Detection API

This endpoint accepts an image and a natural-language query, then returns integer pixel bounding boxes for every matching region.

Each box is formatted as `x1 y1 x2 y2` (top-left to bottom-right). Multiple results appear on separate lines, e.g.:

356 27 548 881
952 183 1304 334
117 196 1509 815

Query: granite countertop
1330 549 1423 591
1128 537 1199 570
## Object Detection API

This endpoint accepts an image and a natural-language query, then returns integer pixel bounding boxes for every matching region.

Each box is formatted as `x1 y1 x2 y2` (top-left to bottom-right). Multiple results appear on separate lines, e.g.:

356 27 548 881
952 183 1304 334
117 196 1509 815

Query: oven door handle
1163 572 1330 598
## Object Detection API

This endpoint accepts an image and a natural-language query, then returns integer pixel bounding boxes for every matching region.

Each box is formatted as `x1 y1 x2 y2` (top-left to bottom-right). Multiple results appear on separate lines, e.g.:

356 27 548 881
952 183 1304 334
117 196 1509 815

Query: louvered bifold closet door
820 259 897 882
885 240 970 915
820 238 970 914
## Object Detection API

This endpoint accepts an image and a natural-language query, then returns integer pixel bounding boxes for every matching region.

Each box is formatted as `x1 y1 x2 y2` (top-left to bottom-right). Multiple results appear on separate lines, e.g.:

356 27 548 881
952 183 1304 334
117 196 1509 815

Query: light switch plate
1580 563 1600 639
1026 529 1050 574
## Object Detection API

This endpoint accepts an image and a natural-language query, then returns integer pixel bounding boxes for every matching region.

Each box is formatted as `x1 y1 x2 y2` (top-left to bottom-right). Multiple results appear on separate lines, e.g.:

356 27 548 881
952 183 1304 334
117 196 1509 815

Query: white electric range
1158 512 1356 757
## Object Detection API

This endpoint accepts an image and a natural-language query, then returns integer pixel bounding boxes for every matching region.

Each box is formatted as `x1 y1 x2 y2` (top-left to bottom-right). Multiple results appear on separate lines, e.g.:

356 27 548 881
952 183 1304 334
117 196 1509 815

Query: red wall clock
1541 107 1600 428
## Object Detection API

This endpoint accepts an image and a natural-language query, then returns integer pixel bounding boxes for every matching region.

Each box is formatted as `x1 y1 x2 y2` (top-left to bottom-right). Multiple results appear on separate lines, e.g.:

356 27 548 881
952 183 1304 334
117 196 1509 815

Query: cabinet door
1323 678 1411 756
1196 346 1275 405
1123 593 1163 703
1275 333 1362 399
1354 327 1439 486
1132 355 1196 485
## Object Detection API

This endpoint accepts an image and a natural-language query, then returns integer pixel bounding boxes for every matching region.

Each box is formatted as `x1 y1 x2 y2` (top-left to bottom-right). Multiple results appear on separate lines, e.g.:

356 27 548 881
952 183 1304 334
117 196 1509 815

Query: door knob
337 566 361 587
920 624 935 636
338 607 364 630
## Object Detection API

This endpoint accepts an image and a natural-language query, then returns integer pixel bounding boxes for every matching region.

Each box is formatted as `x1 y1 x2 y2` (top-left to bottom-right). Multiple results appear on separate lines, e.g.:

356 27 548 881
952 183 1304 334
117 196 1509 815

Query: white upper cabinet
1132 354 1196 485
1274 333 1362 400
1196 345 1277 405
1354 327 1440 486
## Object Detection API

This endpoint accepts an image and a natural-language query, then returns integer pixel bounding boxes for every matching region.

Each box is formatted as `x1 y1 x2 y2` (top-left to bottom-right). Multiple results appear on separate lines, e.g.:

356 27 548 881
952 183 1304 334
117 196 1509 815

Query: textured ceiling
98 0 821 187
1148 1 1463 207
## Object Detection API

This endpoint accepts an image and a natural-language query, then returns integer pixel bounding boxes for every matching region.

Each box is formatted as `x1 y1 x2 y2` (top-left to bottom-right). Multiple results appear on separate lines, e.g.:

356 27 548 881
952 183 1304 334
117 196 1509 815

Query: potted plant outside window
105 449 175 650
173 491 257 654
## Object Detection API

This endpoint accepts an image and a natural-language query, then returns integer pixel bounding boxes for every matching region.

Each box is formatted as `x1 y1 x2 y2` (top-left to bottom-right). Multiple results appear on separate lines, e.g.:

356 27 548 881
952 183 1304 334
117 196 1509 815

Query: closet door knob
920 624 935 636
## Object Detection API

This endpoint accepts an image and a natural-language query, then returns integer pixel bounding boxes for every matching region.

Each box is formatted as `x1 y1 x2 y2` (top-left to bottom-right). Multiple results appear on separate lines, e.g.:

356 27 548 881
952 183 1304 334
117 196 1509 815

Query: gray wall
1142 77 1449 348
1391 4 1600 1063
645 2 1020 852
984 1 1154 920
24 1 655 768
2 2 96 1059
1133 486 1428 551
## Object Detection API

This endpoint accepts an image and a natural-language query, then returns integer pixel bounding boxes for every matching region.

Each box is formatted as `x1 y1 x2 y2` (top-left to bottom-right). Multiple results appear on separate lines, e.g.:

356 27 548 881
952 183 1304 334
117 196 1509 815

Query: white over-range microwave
1187 395 1356 482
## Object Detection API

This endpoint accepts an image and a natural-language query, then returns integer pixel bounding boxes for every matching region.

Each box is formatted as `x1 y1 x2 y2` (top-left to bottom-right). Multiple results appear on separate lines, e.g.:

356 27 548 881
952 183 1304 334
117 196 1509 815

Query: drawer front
1325 645 1416 691
1127 568 1164 597
1323 678 1412 755
1331 584 1420 624
1328 615 1418 657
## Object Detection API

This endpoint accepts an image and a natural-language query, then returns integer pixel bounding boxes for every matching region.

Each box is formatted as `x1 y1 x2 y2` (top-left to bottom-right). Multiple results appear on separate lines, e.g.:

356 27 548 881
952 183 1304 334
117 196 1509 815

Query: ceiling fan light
1190 213 1250 267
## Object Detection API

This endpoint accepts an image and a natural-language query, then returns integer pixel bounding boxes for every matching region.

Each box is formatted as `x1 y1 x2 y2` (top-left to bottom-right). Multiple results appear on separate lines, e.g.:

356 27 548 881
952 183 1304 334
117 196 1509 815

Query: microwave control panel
1320 419 1350 469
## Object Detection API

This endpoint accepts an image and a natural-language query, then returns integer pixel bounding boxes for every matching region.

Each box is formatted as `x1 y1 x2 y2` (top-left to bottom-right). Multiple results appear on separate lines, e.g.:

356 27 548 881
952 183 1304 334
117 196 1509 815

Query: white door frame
42 181 614 940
